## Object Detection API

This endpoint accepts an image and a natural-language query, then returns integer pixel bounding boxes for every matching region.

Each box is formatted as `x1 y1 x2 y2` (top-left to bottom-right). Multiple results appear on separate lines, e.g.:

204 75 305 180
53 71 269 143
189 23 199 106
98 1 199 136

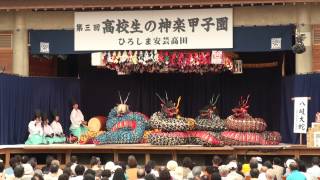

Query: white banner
293 97 308 134
74 8 233 51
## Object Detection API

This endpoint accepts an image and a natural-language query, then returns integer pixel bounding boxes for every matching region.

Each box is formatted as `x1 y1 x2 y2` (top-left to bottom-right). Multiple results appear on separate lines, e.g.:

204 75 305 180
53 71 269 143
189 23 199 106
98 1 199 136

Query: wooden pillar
113 152 119 162
145 153 150 164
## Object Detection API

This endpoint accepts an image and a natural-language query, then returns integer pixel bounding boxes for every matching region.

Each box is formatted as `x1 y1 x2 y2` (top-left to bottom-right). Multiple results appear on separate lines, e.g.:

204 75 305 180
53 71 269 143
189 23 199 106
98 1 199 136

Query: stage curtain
280 74 320 143
0 74 80 144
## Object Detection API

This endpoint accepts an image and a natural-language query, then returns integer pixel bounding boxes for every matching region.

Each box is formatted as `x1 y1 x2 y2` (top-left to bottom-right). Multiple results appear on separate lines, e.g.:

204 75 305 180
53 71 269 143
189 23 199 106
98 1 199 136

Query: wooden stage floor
0 144 319 166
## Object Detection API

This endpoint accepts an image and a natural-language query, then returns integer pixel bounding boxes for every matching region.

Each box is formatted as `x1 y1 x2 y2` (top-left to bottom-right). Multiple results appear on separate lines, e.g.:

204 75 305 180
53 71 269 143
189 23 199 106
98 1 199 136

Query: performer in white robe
42 114 55 144
69 101 88 140
25 110 45 145
50 112 66 143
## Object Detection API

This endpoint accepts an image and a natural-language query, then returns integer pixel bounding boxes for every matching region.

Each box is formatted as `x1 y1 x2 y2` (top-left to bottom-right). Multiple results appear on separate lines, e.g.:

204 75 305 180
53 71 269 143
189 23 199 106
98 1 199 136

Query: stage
1 144 320 166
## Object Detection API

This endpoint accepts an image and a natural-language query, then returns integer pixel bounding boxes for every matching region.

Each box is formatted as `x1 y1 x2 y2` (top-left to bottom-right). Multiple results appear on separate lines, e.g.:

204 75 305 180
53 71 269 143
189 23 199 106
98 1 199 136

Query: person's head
182 157 193 169
9 157 18 168
14 165 24 178
104 161 115 172
113 168 126 180
62 167 72 177
201 175 210 180
205 166 216 175
75 164 85 176
266 169 275 180
297 159 307 172
14 155 22 164
45 156 54 166
31 173 44 180
54 115 60 122
226 155 236 164
289 161 298 172
312 157 320 166
116 161 127 172
21 155 29 164
83 174 95 180
127 155 137 168
260 166 268 173
212 155 222 166
263 161 273 169
250 168 259 178
70 156 78 164
90 156 100 167
145 164 152 174
159 168 171 180
73 103 79 110
145 173 156 180
29 157 38 169
227 162 237 171
147 160 156 169
50 164 59 174
166 160 178 171
101 170 111 178
218 165 229 177
137 168 145 178
58 173 69 180
51 160 60 167
237 161 243 172
273 157 281 166
249 159 258 169
211 172 221 180
84 169 96 177
192 166 202 178
0 162 4 173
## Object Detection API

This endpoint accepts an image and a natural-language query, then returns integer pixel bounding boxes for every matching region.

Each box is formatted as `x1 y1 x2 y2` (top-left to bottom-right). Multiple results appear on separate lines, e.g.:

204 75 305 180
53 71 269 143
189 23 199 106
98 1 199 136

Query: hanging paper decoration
103 50 233 74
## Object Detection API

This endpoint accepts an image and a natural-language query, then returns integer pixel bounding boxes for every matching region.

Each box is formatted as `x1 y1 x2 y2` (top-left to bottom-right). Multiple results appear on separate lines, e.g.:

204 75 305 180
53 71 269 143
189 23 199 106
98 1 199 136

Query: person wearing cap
42 113 55 144
50 112 66 143
226 162 244 180
69 101 88 139
25 110 45 145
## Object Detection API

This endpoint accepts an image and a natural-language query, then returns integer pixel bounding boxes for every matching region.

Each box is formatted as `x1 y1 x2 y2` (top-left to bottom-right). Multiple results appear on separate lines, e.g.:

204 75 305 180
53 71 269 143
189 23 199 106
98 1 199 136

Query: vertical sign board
74 8 233 51
293 97 309 134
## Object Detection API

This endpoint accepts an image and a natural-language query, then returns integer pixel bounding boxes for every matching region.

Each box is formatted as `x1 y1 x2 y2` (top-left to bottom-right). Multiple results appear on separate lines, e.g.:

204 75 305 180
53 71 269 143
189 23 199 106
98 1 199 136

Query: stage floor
1 144 319 166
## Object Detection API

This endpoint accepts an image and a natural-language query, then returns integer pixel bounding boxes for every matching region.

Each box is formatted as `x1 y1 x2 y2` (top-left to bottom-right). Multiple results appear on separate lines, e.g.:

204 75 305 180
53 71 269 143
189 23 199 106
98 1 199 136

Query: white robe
28 120 43 136
70 109 84 129
51 121 64 135
43 125 54 136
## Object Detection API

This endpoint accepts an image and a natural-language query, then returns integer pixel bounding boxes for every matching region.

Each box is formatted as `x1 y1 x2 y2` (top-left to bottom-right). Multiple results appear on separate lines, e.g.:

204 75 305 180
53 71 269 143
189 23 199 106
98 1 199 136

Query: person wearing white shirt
307 157 320 180
43 114 55 144
50 112 66 143
25 110 45 145
69 102 88 139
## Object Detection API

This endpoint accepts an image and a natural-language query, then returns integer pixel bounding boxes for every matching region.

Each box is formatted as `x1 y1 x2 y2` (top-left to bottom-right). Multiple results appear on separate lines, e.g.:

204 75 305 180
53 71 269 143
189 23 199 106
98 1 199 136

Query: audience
4 154 320 180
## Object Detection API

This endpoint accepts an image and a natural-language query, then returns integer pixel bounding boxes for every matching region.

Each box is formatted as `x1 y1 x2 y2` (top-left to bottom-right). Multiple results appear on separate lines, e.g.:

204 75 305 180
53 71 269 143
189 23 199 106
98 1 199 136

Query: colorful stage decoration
221 95 282 145
79 116 106 144
94 92 149 144
148 93 225 146
95 50 233 74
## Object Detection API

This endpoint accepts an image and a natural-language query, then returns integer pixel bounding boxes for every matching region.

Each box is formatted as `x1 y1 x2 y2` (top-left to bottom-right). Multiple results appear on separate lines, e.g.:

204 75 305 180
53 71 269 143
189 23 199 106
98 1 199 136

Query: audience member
265 169 275 180
191 166 202 180
126 155 138 180
236 161 245 177
84 169 96 177
145 173 157 180
70 164 85 180
22 155 34 176
258 166 268 180
113 168 126 180
137 168 146 180
44 164 61 180
158 168 171 180
272 157 284 180
218 165 229 180
146 160 159 177
4 157 18 178
211 172 222 180
14 165 25 179
42 156 54 175
286 161 306 180
51 160 63 176
101 169 111 179
307 157 320 179
166 160 178 178
297 159 311 180
0 161 4 179
226 161 243 180
250 168 260 180
83 174 95 180
31 173 44 180
182 157 193 179
29 157 42 175
212 155 222 171
62 167 72 177
58 174 69 180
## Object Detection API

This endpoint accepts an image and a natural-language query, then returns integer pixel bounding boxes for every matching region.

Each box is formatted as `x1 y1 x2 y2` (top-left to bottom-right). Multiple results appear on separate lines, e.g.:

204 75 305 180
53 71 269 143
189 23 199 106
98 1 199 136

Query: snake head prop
156 92 181 118
232 95 250 118
116 92 130 115
199 94 220 119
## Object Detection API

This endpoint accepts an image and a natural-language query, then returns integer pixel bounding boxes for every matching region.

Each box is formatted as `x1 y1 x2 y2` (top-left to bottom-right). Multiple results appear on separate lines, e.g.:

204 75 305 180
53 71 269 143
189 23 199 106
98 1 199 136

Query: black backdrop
79 52 293 133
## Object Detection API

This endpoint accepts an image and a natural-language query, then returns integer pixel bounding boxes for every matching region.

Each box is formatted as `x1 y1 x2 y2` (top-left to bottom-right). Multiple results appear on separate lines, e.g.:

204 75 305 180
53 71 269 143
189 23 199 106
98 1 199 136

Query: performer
25 110 45 145
69 101 88 139
42 113 55 144
50 111 66 143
